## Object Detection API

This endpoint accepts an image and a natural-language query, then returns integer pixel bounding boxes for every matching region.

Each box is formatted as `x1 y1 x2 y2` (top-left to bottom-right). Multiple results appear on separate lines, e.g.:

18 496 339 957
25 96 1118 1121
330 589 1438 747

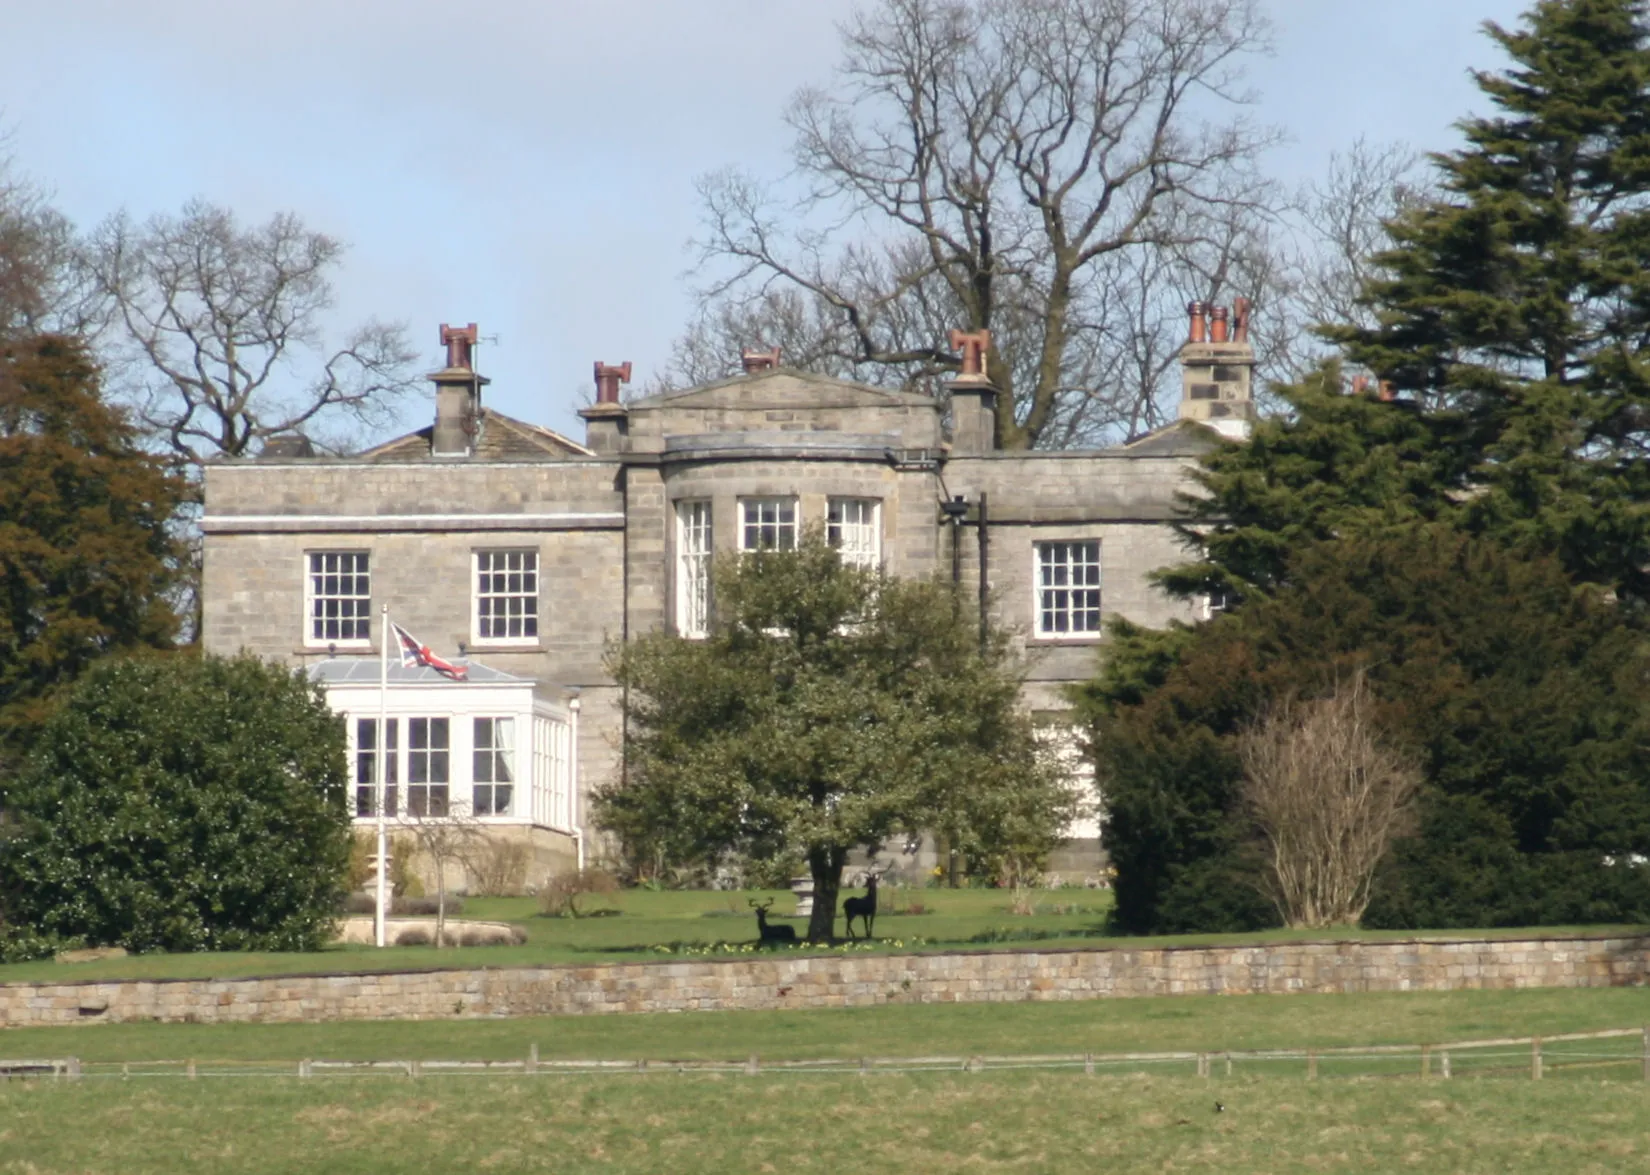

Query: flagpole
375 604 389 949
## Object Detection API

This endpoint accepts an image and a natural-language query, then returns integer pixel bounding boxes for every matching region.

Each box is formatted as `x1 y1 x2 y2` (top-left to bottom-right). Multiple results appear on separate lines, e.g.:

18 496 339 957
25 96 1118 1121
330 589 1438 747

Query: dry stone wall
4 935 1646 1029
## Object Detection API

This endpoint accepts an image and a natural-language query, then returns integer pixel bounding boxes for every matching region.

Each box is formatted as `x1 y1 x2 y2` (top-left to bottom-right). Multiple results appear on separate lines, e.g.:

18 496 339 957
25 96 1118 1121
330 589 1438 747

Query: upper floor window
308 551 371 645
676 500 712 638
474 550 538 643
1036 541 1101 638
739 497 797 551
827 498 881 569
473 717 515 816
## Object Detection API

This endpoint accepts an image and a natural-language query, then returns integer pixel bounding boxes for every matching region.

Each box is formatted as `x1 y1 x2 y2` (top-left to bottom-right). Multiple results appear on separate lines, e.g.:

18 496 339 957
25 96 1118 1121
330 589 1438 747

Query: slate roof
355 409 592 462
1114 419 1229 457
308 659 533 686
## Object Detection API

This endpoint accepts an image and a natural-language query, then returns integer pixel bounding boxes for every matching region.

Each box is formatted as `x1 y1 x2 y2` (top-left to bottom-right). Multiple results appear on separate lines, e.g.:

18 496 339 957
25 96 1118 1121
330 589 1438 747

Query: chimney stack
741 347 781 375
946 327 998 452
430 322 487 457
1177 301 1255 441
579 358 632 454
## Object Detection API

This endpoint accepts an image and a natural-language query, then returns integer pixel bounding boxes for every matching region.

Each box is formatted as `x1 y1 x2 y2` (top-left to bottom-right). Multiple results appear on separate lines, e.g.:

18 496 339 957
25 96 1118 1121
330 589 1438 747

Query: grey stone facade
200 324 1245 880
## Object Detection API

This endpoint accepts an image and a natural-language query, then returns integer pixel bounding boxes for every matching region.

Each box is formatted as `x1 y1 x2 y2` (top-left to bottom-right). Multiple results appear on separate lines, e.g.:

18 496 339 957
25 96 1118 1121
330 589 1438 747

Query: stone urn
789 875 815 918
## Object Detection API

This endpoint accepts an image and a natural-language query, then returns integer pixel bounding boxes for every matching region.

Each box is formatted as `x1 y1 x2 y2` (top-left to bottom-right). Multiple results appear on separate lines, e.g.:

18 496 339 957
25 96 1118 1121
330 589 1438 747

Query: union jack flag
392 622 468 681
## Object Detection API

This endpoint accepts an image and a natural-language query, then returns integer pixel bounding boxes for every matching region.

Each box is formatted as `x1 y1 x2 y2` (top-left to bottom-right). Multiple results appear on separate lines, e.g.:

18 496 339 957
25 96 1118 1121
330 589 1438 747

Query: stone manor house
200 305 1256 883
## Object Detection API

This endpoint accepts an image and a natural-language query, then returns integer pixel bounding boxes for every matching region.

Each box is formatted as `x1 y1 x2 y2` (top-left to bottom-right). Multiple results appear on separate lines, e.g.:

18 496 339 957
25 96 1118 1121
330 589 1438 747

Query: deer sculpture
843 864 885 940
750 898 797 947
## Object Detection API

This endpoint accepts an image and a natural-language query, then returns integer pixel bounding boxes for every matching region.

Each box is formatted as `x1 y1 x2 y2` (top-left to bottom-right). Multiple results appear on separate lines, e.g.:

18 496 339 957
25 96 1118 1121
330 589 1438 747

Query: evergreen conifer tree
1329 0 1650 604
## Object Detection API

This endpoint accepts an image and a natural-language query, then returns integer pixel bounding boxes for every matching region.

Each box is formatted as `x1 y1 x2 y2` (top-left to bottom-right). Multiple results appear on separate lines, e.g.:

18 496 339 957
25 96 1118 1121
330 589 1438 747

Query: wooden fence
5 1026 1648 1084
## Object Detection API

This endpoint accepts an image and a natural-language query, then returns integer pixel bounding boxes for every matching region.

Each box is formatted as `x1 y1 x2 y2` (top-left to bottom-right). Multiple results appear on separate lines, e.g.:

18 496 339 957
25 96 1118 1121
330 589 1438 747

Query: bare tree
0 152 97 343
1282 138 1429 372
1239 671 1422 929
396 803 488 948
674 0 1278 449
83 199 418 463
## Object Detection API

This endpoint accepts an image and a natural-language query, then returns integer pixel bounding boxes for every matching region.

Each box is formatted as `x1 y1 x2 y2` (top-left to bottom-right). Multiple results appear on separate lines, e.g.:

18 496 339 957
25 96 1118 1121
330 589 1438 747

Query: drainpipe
568 694 585 873
977 491 990 650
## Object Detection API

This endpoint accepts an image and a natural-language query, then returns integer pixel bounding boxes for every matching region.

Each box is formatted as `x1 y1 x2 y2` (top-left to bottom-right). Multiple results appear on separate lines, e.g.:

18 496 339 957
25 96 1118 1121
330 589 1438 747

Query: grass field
4 985 1648 1065
4 886 1641 986
5 986 1649 1172
2 1070 1647 1174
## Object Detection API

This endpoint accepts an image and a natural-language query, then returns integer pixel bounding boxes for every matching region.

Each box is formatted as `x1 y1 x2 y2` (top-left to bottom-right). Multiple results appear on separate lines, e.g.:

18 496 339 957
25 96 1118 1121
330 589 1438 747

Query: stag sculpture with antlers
843 863 887 940
750 898 798 947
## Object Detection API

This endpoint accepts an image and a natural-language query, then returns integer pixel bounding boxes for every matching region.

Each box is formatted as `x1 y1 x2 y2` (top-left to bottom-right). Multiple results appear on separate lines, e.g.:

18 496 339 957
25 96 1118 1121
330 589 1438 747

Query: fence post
121 1061 129 1081
1440 1051 1451 1080
746 1054 759 1076
1307 1050 1317 1081
186 1059 196 1080
1642 1026 1648 1084
66 1057 81 1082
1421 1046 1431 1078
1224 1054 1232 1078
1084 1052 1094 1077
1531 1037 1542 1081
298 1059 311 1079
527 1044 538 1076
1197 1053 1208 1079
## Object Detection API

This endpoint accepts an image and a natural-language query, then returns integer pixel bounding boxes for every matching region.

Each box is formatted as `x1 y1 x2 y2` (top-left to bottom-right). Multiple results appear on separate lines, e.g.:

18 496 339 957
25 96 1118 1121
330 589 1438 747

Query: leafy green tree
1325 0 1650 606
0 335 184 743
0 654 352 953
1081 526 1650 934
598 536 1074 941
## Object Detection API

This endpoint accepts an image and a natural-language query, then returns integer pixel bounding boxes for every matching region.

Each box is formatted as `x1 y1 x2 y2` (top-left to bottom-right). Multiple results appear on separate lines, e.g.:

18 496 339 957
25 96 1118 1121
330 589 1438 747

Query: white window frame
305 551 371 647
472 716 516 817
827 497 881 569
472 549 540 645
675 500 713 638
1034 540 1102 639
738 497 798 552
354 716 399 817
406 716 451 817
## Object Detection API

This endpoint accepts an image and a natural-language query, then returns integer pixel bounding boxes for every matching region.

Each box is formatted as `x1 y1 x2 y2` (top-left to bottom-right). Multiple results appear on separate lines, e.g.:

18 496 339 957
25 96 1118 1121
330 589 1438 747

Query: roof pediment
627 368 936 413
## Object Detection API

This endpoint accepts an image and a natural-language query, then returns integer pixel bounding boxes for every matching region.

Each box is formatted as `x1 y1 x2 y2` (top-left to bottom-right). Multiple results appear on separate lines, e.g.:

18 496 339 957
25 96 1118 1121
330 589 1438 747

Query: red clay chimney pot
1209 306 1230 344
741 347 782 374
593 361 632 404
1232 298 1251 344
439 323 479 371
948 328 991 379
1187 302 1208 344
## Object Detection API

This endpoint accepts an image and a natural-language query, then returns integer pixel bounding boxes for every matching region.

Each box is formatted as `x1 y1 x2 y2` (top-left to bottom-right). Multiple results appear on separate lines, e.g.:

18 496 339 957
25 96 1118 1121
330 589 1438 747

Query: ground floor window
408 717 450 816
472 717 515 816
355 717 399 817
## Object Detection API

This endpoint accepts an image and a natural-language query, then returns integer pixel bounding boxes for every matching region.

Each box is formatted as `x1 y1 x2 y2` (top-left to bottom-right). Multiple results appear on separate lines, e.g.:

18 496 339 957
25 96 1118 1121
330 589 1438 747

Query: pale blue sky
10 0 1528 442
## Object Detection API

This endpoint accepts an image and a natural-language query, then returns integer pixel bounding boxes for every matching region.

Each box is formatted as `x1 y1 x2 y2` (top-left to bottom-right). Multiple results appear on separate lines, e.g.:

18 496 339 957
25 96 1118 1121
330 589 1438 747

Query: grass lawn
1 1070 1647 1174
5 987 1648 1173
3 886 1642 985
4 985 1649 1065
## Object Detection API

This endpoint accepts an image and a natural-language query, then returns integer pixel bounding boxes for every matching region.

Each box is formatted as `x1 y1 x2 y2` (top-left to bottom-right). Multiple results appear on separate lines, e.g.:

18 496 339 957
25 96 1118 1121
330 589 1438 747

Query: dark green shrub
0 654 351 952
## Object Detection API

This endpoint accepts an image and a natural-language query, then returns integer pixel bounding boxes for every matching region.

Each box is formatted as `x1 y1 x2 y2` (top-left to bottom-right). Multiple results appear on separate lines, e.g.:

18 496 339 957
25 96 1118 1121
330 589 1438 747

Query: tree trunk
436 868 447 948
806 846 847 942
